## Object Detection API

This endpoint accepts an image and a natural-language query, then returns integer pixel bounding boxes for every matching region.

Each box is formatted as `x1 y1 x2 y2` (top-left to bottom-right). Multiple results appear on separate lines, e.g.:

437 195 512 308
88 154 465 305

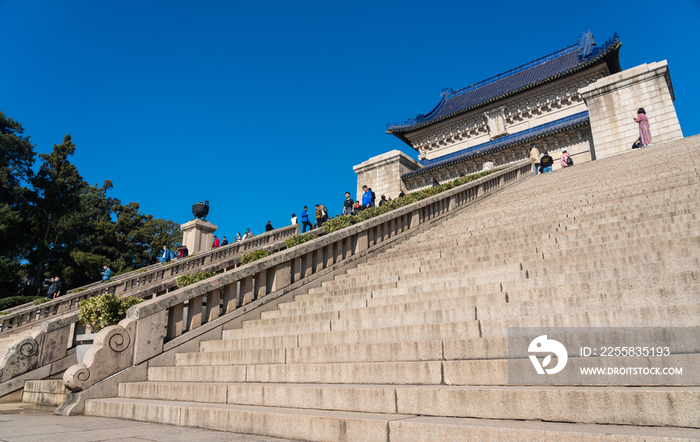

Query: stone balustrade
0 225 300 336
0 225 299 397
61 161 533 394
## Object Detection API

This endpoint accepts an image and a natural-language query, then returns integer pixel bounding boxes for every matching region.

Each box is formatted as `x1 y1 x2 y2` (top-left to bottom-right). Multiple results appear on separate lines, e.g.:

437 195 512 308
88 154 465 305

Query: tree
27 135 85 295
0 111 36 295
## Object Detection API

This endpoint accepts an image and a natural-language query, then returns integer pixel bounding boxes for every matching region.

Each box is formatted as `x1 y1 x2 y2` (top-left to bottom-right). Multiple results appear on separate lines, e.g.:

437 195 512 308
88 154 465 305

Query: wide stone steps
84 397 700 441
84 136 700 441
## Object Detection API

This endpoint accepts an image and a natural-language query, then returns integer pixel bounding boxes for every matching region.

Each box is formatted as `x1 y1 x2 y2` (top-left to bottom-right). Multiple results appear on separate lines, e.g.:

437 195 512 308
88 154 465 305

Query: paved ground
0 403 297 442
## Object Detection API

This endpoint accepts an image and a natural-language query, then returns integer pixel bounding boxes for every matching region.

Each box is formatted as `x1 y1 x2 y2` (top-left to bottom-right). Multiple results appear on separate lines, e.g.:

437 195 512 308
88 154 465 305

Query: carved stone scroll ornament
63 318 136 392
0 330 44 383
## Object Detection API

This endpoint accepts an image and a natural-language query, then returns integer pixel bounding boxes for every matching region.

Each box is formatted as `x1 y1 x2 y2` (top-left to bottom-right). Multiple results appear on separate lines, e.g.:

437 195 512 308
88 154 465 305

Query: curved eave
401 119 590 180
388 42 621 147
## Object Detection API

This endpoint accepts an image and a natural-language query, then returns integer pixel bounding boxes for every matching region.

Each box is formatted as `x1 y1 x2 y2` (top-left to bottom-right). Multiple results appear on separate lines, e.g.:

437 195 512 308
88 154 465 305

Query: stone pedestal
181 219 218 254
353 150 421 202
579 60 683 160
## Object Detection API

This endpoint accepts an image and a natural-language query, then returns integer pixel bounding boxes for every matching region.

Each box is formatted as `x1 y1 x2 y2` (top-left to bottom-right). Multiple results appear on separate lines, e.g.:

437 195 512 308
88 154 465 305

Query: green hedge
176 271 216 289
0 296 45 311
77 294 143 332
240 250 272 265
285 234 318 249
323 170 498 234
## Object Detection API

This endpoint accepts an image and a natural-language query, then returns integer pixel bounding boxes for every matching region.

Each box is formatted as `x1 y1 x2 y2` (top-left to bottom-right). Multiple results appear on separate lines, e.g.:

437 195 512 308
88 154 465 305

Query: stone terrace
80 135 700 440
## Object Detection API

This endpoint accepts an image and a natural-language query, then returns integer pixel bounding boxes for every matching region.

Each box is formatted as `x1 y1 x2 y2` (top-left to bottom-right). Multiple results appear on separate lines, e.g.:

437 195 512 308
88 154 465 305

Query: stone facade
405 66 605 162
181 219 217 254
353 150 420 201
579 60 683 159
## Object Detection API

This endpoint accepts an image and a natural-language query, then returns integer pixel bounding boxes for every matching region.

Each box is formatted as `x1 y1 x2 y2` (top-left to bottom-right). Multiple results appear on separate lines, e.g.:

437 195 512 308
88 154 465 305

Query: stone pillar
579 60 683 160
353 150 421 202
181 219 218 254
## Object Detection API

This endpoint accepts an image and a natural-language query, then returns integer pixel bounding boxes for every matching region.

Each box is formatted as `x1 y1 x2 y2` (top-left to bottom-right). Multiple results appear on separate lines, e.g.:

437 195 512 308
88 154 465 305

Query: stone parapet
579 60 683 160
353 150 420 202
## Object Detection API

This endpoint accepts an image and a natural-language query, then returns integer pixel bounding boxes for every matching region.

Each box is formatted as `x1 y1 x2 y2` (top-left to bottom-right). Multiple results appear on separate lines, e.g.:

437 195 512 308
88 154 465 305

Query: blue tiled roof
401 111 590 179
387 32 620 139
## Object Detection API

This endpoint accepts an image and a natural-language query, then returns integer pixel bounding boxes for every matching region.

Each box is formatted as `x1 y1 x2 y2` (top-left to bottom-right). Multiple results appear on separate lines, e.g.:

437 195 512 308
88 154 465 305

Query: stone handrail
0 225 299 336
62 161 533 392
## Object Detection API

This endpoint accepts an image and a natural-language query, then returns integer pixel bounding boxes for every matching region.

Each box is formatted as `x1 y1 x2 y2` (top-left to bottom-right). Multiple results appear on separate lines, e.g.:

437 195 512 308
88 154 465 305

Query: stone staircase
83 136 700 441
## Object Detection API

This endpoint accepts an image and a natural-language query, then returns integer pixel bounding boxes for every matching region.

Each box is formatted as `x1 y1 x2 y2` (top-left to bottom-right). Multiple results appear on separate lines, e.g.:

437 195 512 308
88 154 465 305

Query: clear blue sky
2 0 698 238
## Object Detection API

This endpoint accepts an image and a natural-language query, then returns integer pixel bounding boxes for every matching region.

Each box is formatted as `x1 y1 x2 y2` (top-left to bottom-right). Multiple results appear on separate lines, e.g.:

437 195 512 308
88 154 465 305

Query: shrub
285 234 318 248
32 298 51 306
240 250 272 265
73 287 87 293
322 169 498 234
0 296 45 311
77 294 143 332
176 271 216 289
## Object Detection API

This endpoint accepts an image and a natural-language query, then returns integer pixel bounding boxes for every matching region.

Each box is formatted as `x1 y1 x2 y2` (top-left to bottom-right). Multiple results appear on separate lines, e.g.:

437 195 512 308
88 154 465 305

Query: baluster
222 282 237 313
166 304 184 339
240 276 254 306
187 296 203 331
255 269 267 299
207 288 221 321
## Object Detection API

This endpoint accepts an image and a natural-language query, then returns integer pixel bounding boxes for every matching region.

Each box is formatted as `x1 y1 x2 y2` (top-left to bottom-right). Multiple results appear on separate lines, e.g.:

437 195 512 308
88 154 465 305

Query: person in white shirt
291 214 297 225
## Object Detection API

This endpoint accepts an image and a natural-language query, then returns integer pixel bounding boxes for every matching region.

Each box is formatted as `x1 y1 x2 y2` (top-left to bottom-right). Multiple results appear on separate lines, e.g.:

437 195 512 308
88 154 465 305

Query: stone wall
353 150 420 202
579 60 683 159
181 219 217 254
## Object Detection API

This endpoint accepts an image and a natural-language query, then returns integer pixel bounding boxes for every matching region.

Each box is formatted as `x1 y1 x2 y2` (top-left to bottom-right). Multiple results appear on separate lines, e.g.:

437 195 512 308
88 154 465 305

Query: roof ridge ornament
577 31 596 60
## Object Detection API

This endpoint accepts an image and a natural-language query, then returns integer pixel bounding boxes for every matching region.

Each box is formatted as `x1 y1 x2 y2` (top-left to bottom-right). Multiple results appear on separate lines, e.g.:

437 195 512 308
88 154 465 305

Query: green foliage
240 250 272 265
77 294 143 332
176 271 216 289
323 170 498 234
285 234 318 248
32 297 51 306
0 296 44 311
73 288 87 293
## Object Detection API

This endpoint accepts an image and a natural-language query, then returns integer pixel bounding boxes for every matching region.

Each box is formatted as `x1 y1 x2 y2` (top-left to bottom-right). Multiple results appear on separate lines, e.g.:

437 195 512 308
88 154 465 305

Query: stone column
181 219 218 254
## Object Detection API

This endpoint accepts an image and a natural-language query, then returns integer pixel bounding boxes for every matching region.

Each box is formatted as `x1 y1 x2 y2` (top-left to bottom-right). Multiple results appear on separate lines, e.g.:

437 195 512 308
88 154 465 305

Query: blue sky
2 0 698 238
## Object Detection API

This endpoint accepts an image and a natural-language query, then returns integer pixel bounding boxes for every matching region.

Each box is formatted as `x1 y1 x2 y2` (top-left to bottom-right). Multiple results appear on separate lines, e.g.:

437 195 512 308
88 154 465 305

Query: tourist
161 245 173 263
361 186 372 208
321 204 328 223
398 190 405 198
539 151 553 174
432 178 439 187
46 277 56 299
530 144 540 175
53 276 66 298
301 206 313 233
236 232 242 242
378 195 387 207
243 228 253 240
315 204 322 228
291 213 297 225
369 188 376 207
221 236 229 246
266 221 274 232
342 192 353 215
634 108 652 147
560 149 572 168
211 236 220 248
353 200 362 212
182 245 189 258
101 265 111 283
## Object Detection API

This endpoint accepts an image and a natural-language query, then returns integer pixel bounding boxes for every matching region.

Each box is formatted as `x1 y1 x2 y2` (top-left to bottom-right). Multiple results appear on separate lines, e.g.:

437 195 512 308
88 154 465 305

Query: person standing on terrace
265 221 274 232
634 108 653 148
361 186 372 208
301 206 313 233
342 192 354 215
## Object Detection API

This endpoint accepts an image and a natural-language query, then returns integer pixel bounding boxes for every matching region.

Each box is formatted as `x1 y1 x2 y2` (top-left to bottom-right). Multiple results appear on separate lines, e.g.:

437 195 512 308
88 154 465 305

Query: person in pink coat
560 149 572 168
634 108 652 147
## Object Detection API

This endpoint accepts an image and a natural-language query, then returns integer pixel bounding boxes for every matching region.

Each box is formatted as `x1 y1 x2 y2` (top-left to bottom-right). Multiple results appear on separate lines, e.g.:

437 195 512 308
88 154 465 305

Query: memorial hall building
354 32 683 198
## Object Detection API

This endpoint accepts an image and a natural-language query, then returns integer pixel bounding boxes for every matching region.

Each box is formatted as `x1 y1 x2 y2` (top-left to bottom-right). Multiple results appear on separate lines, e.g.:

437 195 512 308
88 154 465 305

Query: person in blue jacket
361 185 373 208
301 206 313 233
101 265 111 283
161 245 173 263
